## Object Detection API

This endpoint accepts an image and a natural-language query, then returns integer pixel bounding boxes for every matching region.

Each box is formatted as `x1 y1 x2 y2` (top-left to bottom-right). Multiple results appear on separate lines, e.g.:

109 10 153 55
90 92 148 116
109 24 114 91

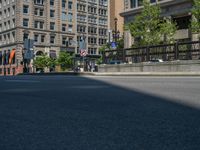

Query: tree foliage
127 0 177 46
33 54 54 69
56 51 73 71
191 0 200 37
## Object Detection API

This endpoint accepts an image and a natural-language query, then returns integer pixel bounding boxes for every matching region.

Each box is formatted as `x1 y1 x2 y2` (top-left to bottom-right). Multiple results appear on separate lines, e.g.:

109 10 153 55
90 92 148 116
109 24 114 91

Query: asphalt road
0 75 200 150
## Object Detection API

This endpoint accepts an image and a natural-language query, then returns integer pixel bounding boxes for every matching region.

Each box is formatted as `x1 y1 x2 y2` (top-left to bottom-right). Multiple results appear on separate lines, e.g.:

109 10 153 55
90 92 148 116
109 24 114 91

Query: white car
149 59 164 63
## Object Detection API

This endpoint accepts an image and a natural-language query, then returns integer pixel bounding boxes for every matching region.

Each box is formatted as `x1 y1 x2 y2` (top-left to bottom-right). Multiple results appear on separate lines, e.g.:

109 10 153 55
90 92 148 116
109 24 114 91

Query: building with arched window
0 0 109 75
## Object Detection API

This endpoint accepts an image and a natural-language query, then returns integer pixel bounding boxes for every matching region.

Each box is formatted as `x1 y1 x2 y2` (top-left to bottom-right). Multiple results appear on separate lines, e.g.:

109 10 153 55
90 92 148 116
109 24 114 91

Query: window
77 4 86 12
88 48 97 55
40 21 44 29
12 5 15 15
99 8 107 16
34 21 44 29
35 8 44 16
88 27 97 34
50 10 55 18
41 35 45 42
68 24 73 32
68 12 73 22
77 25 86 33
23 33 29 41
77 15 86 22
39 9 44 16
50 22 55 30
50 0 54 6
88 37 97 44
62 0 66 8
99 38 106 45
68 1 73 10
62 24 66 31
88 16 97 24
50 36 55 44
88 6 97 14
34 0 44 5
62 12 67 20
173 16 191 30
34 34 39 42
62 37 67 45
23 5 29 14
99 28 107 36
23 18 29 27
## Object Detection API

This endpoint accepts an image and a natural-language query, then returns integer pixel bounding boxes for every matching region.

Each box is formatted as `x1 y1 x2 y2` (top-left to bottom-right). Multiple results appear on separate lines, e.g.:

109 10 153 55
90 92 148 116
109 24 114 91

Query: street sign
80 49 87 57
111 42 117 49
24 50 34 59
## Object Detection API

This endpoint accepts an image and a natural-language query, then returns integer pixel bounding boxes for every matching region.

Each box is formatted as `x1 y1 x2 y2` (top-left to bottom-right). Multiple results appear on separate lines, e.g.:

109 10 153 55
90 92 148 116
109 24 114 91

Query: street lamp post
114 17 118 43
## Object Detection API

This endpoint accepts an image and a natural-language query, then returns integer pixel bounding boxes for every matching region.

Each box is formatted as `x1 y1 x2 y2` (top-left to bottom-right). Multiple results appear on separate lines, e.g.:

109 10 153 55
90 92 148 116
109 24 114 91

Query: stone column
124 30 133 48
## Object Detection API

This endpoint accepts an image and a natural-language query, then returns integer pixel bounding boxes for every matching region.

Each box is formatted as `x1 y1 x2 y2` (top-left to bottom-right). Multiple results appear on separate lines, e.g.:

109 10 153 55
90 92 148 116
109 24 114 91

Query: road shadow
0 75 199 150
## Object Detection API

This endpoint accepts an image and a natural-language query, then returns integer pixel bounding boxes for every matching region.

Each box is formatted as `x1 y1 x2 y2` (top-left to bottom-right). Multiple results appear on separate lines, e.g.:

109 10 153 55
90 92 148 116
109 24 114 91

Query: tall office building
121 0 194 48
0 0 109 75
76 0 109 55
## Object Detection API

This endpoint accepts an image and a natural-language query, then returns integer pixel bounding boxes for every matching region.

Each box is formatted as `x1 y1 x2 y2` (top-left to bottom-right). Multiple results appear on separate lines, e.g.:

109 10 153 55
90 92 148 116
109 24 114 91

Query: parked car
149 59 164 63
109 60 122 64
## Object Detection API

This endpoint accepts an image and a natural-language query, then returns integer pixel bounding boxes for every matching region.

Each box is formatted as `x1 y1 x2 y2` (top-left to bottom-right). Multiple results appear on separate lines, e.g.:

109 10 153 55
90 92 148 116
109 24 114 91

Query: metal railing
103 40 200 64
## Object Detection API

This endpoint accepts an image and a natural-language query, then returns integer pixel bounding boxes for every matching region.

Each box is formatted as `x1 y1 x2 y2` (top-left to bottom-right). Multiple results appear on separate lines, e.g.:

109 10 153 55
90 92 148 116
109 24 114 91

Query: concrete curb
18 72 200 76
91 72 200 76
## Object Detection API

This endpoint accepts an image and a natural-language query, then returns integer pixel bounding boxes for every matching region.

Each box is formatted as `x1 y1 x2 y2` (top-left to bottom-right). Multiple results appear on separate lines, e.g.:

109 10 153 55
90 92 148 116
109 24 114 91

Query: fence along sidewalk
103 41 200 63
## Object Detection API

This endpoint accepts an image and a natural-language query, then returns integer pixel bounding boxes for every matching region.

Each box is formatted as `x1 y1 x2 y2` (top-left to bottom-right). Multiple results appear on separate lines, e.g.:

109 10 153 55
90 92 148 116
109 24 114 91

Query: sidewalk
91 72 200 76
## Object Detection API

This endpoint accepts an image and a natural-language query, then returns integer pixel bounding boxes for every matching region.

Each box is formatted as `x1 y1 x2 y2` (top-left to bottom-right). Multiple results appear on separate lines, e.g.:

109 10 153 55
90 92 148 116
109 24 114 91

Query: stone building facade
76 0 109 55
0 0 109 75
121 0 194 48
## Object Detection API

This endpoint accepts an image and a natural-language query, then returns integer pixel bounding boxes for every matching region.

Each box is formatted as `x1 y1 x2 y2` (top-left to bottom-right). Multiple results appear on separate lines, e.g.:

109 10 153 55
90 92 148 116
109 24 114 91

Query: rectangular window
68 12 73 22
50 0 54 6
68 1 73 10
41 35 45 43
62 12 67 20
62 24 66 32
34 0 44 5
50 36 55 44
23 18 29 27
68 24 72 32
50 22 55 30
23 5 29 14
23 33 29 41
62 0 66 8
50 10 55 18
34 34 38 42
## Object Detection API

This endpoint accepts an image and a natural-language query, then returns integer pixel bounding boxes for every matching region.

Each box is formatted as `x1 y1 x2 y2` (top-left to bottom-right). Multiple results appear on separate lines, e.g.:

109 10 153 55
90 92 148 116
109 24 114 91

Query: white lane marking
4 80 40 83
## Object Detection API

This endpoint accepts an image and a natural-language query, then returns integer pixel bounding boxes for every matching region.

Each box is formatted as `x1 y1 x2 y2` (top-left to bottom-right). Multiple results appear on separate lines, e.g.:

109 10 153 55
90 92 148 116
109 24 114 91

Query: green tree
56 51 73 71
116 37 124 49
191 0 200 39
33 54 51 70
127 0 177 46
97 44 110 65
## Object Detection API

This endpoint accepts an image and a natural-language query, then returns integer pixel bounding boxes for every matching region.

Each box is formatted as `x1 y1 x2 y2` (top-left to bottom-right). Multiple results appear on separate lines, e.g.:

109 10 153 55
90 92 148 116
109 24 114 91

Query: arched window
36 51 44 56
